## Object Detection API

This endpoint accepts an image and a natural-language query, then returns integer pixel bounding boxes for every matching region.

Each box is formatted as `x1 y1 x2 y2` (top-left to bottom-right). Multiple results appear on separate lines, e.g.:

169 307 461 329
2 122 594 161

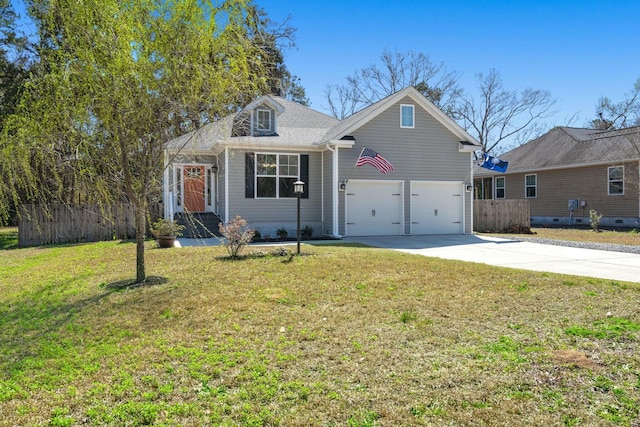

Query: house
474 126 640 228
163 86 481 238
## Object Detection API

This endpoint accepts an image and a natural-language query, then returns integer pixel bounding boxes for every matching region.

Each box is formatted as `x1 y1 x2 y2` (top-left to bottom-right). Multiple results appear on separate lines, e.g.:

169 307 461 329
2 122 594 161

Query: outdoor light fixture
293 180 305 254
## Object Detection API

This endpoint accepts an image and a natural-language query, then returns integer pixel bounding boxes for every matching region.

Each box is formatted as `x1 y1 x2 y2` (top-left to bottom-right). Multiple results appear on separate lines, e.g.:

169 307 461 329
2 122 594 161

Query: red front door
183 165 205 212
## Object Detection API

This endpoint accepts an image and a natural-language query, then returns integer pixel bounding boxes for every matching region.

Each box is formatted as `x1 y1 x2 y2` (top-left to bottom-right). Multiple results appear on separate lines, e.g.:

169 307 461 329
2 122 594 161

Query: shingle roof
475 126 640 175
166 88 480 152
166 95 339 152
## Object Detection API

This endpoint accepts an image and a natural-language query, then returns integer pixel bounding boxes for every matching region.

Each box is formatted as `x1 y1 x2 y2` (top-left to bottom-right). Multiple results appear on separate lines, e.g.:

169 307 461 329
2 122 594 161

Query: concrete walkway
341 234 640 283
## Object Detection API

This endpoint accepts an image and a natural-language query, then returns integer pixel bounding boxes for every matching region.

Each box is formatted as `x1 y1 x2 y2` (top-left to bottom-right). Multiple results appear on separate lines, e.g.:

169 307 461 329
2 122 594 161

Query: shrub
150 218 184 237
276 227 288 240
589 209 603 231
301 225 313 239
218 215 255 259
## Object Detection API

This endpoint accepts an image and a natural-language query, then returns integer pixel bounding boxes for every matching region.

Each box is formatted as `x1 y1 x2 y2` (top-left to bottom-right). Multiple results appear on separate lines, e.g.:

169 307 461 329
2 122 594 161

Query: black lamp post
293 180 304 254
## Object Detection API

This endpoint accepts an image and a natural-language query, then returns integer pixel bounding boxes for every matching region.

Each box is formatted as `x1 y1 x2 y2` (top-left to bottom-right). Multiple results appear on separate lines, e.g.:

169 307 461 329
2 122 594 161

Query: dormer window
256 109 272 132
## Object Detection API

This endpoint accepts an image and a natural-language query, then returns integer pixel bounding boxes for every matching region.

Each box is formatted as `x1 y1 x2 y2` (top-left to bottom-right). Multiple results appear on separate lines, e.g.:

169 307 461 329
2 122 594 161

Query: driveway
340 234 640 283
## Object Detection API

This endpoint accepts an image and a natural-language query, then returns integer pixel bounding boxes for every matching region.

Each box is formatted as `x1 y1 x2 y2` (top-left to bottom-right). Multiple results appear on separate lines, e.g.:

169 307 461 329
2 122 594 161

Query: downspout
224 147 229 223
326 144 341 237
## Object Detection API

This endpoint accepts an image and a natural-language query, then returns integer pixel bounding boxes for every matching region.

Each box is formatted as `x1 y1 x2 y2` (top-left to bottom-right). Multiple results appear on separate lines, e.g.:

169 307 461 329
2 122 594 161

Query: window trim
256 108 272 132
255 152 300 199
525 174 537 198
608 165 624 195
495 176 505 199
400 104 415 129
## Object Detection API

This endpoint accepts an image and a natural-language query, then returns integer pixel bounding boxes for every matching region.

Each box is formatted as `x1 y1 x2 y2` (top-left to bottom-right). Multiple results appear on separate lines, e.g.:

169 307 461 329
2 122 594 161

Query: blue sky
260 0 640 128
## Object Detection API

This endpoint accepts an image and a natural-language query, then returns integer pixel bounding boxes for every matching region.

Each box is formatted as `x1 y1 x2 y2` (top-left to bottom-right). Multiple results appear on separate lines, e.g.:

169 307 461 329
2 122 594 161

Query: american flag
355 147 394 174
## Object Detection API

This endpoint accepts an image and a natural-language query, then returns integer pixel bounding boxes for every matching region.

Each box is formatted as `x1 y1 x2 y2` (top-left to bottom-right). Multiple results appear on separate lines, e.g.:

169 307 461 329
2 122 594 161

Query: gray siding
338 96 473 234
503 162 639 218
224 148 323 236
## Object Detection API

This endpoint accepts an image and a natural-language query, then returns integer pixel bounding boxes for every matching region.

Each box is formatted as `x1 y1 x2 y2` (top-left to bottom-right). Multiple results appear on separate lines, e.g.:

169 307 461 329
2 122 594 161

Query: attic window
256 109 272 131
400 104 414 128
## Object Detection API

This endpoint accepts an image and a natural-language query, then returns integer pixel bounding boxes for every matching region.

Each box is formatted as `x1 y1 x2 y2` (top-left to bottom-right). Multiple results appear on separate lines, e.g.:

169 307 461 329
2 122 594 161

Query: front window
400 104 414 128
256 109 272 131
608 166 624 195
525 174 536 198
256 153 299 198
495 177 505 199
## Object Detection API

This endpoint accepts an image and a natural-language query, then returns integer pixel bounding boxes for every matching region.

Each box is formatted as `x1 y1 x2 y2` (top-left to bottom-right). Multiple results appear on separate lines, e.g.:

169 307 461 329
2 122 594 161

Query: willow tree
14 0 270 282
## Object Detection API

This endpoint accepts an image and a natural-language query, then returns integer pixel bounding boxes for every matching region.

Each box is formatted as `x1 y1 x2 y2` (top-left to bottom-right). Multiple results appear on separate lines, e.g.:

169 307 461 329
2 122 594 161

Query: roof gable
322 86 480 146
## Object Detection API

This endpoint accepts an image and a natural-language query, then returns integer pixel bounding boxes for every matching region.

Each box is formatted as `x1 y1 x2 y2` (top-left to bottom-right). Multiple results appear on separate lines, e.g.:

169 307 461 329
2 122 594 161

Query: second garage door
346 180 403 236
411 181 463 234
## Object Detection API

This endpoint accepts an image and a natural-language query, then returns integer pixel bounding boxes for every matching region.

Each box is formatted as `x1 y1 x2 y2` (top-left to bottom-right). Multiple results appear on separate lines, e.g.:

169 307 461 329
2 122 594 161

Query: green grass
0 234 639 425
0 227 18 249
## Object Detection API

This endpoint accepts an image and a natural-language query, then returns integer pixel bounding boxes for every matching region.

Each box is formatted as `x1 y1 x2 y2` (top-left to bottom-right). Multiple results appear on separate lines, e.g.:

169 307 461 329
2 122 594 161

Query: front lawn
492 227 640 247
0 237 639 426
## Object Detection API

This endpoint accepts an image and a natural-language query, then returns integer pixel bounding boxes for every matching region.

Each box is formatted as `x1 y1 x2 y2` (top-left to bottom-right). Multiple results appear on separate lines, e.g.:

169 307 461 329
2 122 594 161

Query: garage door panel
346 181 403 236
411 182 463 234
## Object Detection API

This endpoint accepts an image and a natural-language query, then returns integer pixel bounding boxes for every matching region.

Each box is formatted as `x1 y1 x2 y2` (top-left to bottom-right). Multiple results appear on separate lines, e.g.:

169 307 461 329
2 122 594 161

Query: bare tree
589 78 640 130
324 49 461 119
454 69 556 154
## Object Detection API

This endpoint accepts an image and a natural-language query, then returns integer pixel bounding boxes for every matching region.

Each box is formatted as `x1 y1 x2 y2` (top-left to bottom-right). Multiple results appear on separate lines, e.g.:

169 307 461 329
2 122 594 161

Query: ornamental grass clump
219 215 255 258
589 209 603 231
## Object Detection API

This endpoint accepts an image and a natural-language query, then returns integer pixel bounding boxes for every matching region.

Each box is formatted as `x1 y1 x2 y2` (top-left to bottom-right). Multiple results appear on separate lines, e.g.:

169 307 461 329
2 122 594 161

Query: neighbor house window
256 109 272 131
608 166 624 195
495 177 505 199
400 104 414 128
256 153 299 198
525 174 537 198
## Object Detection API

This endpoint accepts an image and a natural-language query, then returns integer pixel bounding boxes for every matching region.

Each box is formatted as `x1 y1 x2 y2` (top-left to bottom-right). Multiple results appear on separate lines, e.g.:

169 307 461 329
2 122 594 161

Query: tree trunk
135 203 146 283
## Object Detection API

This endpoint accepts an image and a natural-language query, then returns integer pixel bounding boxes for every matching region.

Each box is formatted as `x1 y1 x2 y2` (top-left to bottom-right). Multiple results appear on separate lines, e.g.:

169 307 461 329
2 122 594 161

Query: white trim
469 154 473 234
224 147 229 222
327 144 340 237
171 163 214 213
607 165 625 196
163 150 170 219
256 108 272 132
254 152 300 199
495 176 506 199
400 104 415 129
327 86 479 145
525 173 537 198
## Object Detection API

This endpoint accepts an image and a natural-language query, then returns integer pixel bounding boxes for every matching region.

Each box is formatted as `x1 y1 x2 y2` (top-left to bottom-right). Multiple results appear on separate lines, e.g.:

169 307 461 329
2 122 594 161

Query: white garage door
346 180 403 236
411 181 463 234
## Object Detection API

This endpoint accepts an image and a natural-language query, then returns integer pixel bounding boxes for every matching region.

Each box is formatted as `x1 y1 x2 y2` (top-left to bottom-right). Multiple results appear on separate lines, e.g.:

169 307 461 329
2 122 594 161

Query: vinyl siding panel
338 96 473 234
224 148 323 233
504 162 639 217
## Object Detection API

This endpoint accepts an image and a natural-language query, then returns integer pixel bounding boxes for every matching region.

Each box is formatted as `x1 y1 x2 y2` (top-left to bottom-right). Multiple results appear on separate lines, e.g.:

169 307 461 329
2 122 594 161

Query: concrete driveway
341 234 640 283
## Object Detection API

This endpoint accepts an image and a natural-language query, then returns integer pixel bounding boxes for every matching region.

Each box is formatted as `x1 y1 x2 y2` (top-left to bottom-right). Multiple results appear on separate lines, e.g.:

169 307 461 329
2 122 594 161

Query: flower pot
156 235 176 248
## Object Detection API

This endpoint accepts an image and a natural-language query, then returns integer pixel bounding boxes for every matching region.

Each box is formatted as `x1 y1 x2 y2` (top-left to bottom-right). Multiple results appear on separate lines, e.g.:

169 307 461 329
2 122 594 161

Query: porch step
174 212 222 239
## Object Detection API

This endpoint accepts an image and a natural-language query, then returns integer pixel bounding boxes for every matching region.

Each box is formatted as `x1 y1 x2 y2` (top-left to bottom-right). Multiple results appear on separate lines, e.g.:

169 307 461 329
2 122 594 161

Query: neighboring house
163 86 480 238
474 126 640 228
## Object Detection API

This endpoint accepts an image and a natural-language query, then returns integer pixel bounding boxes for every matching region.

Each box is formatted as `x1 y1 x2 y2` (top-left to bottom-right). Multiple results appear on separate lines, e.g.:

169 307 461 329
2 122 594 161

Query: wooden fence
18 203 162 247
474 199 530 232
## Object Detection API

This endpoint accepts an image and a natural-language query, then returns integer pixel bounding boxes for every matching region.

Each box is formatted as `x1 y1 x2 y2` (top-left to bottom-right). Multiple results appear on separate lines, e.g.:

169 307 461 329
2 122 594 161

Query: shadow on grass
103 276 168 291
0 229 19 250
0 275 169 373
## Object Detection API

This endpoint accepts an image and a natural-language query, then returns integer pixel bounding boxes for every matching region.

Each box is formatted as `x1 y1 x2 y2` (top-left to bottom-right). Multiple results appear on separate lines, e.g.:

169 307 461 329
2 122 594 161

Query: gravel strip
508 236 640 255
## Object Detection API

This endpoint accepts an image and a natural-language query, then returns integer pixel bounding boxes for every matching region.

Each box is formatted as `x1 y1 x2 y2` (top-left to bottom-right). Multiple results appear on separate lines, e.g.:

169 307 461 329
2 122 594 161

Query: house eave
476 157 640 176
